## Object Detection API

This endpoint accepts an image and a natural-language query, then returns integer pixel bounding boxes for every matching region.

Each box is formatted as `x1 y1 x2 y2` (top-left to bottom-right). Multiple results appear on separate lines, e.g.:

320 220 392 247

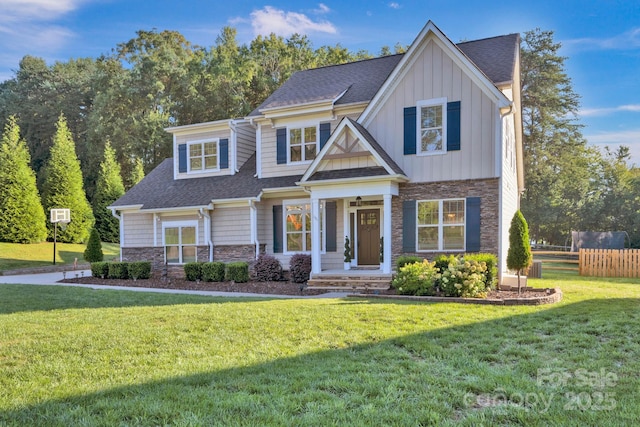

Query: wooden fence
579 249 640 278
532 250 579 274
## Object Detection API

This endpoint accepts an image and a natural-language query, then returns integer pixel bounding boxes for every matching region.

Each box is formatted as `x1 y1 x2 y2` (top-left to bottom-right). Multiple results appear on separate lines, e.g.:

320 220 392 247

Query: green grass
0 241 120 271
1 273 639 425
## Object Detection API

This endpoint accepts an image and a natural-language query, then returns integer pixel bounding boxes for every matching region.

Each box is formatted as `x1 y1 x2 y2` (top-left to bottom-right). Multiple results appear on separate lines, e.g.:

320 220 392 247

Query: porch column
311 197 322 275
383 194 392 274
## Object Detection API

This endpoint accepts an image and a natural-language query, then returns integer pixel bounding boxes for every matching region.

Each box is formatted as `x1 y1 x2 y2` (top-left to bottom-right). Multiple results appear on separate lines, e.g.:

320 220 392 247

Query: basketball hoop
50 209 71 265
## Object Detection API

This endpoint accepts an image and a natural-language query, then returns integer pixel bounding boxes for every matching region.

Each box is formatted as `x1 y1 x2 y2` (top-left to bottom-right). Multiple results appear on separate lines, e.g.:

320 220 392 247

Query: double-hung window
417 199 465 251
283 200 324 253
163 221 198 264
189 139 218 172
289 125 317 163
417 98 447 155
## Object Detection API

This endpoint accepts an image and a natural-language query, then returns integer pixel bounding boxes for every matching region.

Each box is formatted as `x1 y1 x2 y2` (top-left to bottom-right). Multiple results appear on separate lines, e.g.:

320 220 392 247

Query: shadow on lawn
1 297 639 425
0 284 277 315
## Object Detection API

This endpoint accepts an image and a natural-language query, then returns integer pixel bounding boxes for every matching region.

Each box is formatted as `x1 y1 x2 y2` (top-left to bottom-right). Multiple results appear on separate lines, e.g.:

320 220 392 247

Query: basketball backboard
50 208 70 223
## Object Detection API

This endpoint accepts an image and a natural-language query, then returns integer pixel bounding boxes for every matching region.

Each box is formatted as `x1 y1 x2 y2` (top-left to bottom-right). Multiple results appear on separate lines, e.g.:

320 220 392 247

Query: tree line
0 26 638 247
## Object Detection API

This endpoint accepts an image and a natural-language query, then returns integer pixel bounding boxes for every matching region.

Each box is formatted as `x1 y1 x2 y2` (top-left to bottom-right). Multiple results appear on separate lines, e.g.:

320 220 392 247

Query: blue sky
1 0 639 163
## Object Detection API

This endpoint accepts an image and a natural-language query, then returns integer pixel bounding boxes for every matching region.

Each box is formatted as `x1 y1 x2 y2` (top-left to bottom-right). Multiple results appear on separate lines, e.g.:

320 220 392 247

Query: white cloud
564 27 640 51
0 0 84 22
580 104 640 117
389 2 401 9
315 3 331 14
250 6 337 37
586 129 640 164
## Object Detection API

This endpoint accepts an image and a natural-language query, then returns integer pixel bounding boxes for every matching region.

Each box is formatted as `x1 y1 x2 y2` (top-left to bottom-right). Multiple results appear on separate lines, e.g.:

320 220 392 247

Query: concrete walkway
0 270 351 299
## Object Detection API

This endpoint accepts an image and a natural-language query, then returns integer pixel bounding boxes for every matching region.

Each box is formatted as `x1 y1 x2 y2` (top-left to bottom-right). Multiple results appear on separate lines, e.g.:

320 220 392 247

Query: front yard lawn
1 273 638 425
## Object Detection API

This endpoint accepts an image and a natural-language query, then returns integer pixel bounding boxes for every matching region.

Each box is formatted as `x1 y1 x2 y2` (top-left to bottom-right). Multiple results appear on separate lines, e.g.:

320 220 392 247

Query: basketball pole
53 221 58 265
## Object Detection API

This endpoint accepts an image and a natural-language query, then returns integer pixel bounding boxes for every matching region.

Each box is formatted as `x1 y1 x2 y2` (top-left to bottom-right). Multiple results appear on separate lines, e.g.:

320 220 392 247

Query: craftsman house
109 20 524 286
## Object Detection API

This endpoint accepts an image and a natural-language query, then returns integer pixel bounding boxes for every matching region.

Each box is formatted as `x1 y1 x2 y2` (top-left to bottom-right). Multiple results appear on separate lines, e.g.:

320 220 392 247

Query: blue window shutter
466 197 481 252
404 107 417 155
273 205 283 253
325 201 337 252
319 122 331 149
178 144 187 173
402 200 416 252
447 101 461 151
219 138 229 169
276 128 287 164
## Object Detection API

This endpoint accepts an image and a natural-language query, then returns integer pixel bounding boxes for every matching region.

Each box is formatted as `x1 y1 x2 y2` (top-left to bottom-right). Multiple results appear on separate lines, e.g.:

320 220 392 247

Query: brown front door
357 209 380 265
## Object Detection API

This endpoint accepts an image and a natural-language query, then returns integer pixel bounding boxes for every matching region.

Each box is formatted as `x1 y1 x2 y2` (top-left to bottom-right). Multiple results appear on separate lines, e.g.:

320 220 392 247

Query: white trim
282 198 325 255
415 198 466 252
286 122 319 165
416 97 447 156
256 122 262 178
161 220 199 264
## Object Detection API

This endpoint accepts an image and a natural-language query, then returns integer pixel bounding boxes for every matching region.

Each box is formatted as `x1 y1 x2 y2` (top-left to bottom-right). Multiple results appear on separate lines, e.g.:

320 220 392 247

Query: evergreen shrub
226 262 249 283
202 262 226 282
289 253 311 283
253 254 283 281
184 262 203 281
108 262 129 279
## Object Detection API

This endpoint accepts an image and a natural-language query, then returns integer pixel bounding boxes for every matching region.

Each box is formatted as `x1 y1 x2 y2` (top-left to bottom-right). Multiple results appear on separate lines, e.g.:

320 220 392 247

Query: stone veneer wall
391 178 500 266
213 244 264 263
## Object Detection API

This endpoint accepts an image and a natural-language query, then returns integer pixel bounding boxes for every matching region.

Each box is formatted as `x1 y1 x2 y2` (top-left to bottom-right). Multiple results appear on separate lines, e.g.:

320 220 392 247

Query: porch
307 268 393 291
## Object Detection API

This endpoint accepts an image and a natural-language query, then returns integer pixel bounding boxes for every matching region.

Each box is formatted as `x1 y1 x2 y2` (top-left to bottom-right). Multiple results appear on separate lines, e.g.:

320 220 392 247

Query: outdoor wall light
356 196 362 207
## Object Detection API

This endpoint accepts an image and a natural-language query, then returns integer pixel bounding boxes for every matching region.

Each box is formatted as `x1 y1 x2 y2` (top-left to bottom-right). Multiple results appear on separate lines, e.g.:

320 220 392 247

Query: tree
0 116 47 243
93 140 124 242
520 29 598 245
41 114 94 243
83 228 104 262
507 210 533 294
127 157 145 189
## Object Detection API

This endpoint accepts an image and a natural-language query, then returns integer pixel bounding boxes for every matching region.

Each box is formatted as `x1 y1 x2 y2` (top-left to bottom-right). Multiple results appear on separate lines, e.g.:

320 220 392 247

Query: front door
357 209 380 265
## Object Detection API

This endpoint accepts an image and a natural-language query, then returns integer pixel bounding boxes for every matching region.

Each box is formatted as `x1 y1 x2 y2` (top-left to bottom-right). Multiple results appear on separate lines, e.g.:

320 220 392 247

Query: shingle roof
110 155 302 210
248 54 403 116
457 34 520 86
249 33 519 117
308 166 389 181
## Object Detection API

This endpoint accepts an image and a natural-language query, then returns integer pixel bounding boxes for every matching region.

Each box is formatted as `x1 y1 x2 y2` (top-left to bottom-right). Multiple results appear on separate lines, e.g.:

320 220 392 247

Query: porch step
307 275 392 290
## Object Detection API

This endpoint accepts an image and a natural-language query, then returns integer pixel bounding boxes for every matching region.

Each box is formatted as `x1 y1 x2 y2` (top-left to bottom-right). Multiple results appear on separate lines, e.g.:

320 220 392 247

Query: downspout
229 119 238 174
200 207 213 262
110 208 123 261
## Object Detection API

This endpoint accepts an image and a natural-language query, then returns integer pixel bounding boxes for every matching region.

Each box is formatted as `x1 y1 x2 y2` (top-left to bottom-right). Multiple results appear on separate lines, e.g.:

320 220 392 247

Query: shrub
391 259 438 296
184 262 203 281
226 262 249 283
464 253 498 289
438 258 488 298
202 262 226 282
83 228 104 263
128 261 151 280
289 253 312 283
396 255 423 270
91 261 109 278
253 254 283 282
108 262 129 279
433 254 458 273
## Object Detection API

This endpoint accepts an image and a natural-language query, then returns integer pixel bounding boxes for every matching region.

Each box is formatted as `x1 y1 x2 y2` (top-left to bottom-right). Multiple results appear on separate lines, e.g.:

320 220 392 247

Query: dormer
166 118 255 180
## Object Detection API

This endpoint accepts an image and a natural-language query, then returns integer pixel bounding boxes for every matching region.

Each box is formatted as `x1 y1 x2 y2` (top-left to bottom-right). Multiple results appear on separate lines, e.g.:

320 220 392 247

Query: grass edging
348 287 562 305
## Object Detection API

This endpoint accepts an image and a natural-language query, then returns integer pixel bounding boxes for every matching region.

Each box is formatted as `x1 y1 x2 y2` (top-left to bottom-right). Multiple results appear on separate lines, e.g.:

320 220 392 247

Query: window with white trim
417 199 465 251
289 125 317 163
283 200 324 253
417 98 447 155
163 221 198 264
188 139 218 172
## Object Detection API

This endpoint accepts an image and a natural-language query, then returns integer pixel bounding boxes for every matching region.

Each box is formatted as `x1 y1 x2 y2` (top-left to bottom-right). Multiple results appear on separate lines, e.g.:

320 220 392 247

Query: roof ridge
456 33 519 45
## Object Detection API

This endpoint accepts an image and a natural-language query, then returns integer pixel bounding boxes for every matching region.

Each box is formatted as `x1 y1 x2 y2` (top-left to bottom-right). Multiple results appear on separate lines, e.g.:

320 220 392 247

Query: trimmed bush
464 253 498 289
438 258 488 298
83 228 104 263
289 253 311 283
391 259 438 295
433 254 457 273
128 261 151 280
108 262 129 279
253 254 283 282
202 262 226 282
396 255 423 271
91 261 109 278
184 262 203 281
226 262 249 283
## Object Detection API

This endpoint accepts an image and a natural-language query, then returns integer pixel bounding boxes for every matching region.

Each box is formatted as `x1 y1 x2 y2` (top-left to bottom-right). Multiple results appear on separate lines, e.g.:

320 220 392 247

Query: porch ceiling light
356 196 362 207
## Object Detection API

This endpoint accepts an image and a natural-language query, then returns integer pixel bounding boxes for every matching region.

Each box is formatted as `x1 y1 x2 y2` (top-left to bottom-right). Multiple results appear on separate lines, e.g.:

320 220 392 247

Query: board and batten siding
211 207 252 245
259 111 362 179
122 212 154 247
364 36 497 183
317 128 379 173
235 121 256 169
500 113 520 272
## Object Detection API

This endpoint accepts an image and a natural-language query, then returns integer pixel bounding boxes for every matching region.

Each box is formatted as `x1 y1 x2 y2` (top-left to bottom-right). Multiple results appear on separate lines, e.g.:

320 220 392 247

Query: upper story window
289 125 317 163
417 98 447 155
189 140 218 172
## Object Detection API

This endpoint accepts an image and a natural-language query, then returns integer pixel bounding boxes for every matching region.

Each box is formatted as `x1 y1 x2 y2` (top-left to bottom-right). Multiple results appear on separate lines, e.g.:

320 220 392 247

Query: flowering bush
391 259 438 296
437 258 488 298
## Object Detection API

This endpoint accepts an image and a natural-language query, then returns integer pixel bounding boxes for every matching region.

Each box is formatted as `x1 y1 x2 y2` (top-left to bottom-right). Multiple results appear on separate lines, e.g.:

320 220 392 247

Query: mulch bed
59 275 558 303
